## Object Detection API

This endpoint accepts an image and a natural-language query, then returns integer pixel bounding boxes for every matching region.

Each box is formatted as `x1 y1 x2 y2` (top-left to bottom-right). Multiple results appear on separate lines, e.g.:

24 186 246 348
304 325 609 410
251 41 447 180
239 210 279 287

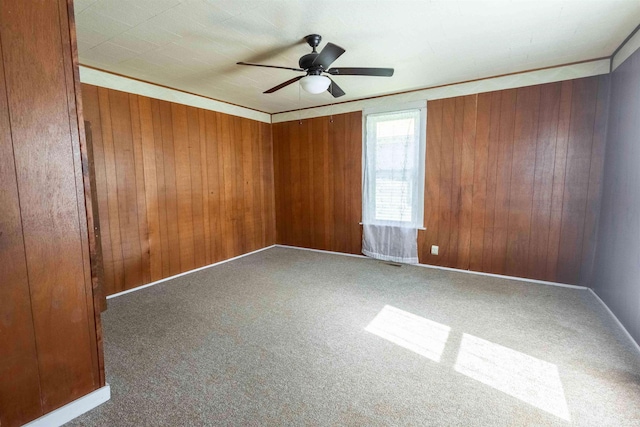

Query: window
362 103 426 229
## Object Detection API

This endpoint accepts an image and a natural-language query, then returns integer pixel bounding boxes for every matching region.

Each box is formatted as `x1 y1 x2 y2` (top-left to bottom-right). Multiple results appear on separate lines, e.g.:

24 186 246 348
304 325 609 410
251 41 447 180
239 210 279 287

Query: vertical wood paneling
491 89 517 274
438 98 456 266
139 97 162 282
468 93 491 271
1 0 97 412
273 112 362 254
448 97 465 268
527 82 561 279
505 85 540 277
481 91 503 272
82 85 276 296
546 81 573 281
0 34 42 425
110 90 143 290
129 95 151 285
0 2 102 425
456 95 477 270
272 77 607 285
172 104 195 272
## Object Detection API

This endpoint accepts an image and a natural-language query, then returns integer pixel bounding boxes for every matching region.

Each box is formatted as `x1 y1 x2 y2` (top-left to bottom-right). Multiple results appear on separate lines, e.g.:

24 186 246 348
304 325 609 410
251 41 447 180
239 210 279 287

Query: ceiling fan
237 34 394 98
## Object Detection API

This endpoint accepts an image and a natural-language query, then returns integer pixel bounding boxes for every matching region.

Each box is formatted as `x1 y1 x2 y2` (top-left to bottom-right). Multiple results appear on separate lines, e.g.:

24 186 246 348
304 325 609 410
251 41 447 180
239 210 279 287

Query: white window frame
362 101 427 229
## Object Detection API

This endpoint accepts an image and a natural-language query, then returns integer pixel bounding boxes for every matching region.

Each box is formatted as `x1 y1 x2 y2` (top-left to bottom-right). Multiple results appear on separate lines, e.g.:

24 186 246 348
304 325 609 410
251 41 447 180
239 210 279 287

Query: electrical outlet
431 245 439 255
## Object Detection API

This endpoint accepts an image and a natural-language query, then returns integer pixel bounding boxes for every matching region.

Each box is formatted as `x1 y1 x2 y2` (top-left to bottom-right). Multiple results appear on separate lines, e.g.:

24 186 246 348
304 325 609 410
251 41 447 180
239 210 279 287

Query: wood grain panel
0 1 102 425
438 98 456 266
82 85 276 296
468 93 491 271
481 91 503 273
525 83 561 279
0 33 42 426
1 0 98 414
505 85 540 277
273 112 362 253
272 77 608 285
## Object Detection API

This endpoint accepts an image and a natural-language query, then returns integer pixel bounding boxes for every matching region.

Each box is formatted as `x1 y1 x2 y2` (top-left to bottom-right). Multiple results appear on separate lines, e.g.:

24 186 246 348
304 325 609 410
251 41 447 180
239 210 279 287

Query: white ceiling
75 0 640 114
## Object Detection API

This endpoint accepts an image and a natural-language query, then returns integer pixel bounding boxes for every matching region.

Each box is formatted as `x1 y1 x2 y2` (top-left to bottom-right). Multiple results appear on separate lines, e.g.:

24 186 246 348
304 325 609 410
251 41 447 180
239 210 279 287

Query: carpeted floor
67 247 640 426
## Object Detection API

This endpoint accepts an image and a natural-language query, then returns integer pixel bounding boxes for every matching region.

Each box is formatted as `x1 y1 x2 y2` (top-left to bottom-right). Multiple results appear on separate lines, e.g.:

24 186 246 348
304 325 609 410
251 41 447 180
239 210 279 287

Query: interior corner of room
1 1 640 426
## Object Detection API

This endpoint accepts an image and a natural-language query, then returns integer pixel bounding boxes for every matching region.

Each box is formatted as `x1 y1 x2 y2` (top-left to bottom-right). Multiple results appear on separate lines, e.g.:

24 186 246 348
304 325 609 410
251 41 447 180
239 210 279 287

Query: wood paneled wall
273 112 363 254
0 1 102 426
272 76 609 285
81 84 276 296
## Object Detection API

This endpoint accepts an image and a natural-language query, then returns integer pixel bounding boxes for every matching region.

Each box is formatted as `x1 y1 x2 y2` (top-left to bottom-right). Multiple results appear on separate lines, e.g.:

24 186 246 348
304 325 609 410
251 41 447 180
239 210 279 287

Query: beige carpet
67 247 640 426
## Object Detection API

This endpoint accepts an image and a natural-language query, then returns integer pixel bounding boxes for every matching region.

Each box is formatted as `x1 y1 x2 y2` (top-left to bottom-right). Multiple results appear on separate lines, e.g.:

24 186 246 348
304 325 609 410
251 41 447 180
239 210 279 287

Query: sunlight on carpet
365 305 451 362
365 305 571 421
455 333 570 421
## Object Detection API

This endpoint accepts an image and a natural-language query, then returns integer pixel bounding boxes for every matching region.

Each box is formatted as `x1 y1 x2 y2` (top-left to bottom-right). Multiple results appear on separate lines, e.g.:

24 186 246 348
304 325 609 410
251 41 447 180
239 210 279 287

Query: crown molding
271 58 610 123
612 25 640 71
79 66 271 124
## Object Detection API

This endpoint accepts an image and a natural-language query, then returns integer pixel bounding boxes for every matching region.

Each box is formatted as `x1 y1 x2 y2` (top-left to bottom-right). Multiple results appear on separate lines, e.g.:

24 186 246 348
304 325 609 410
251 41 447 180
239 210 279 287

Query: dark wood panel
0 31 42 426
481 91 503 273
1 0 98 415
468 93 491 271
456 95 477 269
438 98 456 266
81 85 276 296
527 82 562 280
272 77 608 285
505 85 540 277
546 80 573 281
273 112 362 254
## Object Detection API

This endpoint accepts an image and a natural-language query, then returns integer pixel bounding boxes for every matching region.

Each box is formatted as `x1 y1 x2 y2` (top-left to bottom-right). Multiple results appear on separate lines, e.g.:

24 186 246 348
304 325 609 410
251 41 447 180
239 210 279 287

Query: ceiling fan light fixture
300 75 331 94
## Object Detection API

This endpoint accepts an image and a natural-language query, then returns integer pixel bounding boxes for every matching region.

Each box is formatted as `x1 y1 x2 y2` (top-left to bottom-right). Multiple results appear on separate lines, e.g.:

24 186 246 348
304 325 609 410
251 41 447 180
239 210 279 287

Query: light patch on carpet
365 305 451 362
454 333 571 421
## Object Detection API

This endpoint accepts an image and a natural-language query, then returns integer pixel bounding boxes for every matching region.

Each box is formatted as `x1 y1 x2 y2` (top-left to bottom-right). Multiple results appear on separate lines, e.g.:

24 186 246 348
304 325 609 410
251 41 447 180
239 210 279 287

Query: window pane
363 106 425 228
375 179 412 221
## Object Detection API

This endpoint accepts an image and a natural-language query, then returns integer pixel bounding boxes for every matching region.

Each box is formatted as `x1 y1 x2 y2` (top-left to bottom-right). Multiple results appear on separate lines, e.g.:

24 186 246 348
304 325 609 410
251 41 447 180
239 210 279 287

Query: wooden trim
273 57 610 115
79 63 271 115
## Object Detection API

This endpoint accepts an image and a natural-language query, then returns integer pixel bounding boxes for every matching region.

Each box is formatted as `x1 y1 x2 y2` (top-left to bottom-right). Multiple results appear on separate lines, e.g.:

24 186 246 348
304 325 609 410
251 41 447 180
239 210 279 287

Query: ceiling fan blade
264 75 305 94
327 78 346 98
312 42 345 69
326 67 394 77
237 62 304 72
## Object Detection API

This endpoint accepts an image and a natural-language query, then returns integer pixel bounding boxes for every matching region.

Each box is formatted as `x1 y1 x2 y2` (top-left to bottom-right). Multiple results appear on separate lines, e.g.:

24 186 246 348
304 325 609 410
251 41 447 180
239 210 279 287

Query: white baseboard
107 245 276 299
274 244 586 290
275 244 369 259
588 289 640 355
23 384 110 427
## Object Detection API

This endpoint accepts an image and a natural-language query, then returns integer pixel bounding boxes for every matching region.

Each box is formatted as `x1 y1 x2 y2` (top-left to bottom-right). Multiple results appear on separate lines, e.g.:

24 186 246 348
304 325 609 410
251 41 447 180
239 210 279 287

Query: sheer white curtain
362 104 426 264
